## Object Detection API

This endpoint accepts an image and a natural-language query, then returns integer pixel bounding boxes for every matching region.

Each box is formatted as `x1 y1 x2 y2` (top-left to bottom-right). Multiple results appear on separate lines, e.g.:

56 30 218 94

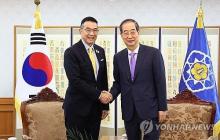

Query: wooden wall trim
0 98 14 105
0 98 15 139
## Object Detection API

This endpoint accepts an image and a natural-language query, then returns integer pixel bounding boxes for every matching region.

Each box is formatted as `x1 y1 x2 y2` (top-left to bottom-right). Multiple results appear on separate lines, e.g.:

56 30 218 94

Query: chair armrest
22 135 32 140
208 136 218 140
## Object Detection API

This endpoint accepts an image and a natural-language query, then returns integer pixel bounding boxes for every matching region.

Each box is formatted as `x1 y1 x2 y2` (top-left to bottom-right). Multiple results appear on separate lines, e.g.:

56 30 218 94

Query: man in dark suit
63 17 111 140
109 19 167 140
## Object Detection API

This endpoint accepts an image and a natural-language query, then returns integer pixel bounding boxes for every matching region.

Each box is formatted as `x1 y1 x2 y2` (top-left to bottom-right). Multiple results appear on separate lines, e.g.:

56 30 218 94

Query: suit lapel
133 45 144 82
122 49 132 82
78 40 91 64
78 40 96 79
94 45 101 77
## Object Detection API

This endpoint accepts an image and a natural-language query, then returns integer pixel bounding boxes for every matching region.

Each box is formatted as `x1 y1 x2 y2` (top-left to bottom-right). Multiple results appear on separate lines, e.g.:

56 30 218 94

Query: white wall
1 0 220 97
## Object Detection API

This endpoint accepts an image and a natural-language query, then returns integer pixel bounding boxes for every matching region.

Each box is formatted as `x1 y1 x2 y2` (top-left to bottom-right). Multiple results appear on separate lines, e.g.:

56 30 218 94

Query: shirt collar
82 39 94 51
128 44 140 55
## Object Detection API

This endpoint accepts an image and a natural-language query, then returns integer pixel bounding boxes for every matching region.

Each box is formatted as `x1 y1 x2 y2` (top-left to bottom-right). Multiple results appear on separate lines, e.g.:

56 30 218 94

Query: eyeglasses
83 28 99 34
122 29 137 37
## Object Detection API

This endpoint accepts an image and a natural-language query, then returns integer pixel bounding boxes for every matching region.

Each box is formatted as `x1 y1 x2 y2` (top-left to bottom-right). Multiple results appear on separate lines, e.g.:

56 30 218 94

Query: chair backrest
160 90 216 140
20 87 66 140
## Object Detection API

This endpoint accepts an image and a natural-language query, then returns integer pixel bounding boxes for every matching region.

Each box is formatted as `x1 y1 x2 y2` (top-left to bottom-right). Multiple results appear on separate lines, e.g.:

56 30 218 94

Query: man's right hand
99 91 112 104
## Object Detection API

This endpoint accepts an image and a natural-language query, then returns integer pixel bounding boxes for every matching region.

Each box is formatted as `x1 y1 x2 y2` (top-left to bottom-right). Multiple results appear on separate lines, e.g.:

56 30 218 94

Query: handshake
99 91 113 104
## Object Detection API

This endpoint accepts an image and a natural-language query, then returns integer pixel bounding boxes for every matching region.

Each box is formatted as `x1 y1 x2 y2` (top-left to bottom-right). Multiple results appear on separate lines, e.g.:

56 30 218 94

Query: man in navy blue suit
108 19 168 140
63 17 111 140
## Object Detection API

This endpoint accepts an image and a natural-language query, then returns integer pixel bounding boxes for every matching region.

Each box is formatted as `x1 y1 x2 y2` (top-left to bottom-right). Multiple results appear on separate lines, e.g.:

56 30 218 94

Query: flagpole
200 0 203 8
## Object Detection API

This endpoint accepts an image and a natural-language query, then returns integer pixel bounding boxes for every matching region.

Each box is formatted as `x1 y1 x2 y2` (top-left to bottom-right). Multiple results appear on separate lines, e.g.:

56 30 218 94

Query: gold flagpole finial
34 0 42 29
34 0 40 6
197 0 204 28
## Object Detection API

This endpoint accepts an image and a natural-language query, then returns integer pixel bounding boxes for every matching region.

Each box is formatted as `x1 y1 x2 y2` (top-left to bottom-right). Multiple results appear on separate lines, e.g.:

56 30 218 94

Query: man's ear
120 33 123 38
79 28 82 33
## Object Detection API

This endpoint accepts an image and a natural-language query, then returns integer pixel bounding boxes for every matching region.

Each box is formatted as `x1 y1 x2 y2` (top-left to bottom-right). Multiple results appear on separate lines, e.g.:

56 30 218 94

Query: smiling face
80 21 99 46
121 21 139 51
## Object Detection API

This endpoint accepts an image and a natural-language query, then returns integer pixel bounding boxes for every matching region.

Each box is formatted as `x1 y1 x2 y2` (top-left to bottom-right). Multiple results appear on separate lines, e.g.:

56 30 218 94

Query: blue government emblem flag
179 7 220 135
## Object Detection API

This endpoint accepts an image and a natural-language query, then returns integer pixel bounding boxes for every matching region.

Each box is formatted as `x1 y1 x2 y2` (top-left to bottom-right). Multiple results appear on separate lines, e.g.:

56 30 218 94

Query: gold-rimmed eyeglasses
83 28 99 34
122 29 137 37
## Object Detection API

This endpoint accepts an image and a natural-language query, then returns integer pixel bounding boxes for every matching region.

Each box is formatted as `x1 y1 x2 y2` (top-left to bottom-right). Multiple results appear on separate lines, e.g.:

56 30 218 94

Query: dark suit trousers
65 103 101 140
124 108 159 140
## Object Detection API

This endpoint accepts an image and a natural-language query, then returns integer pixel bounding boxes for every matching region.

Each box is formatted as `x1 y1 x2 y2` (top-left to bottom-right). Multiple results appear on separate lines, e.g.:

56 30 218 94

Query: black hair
80 16 98 28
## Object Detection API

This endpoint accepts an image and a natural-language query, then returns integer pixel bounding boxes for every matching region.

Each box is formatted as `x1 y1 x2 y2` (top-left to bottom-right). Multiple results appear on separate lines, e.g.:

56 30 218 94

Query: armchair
160 90 216 140
20 88 66 140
